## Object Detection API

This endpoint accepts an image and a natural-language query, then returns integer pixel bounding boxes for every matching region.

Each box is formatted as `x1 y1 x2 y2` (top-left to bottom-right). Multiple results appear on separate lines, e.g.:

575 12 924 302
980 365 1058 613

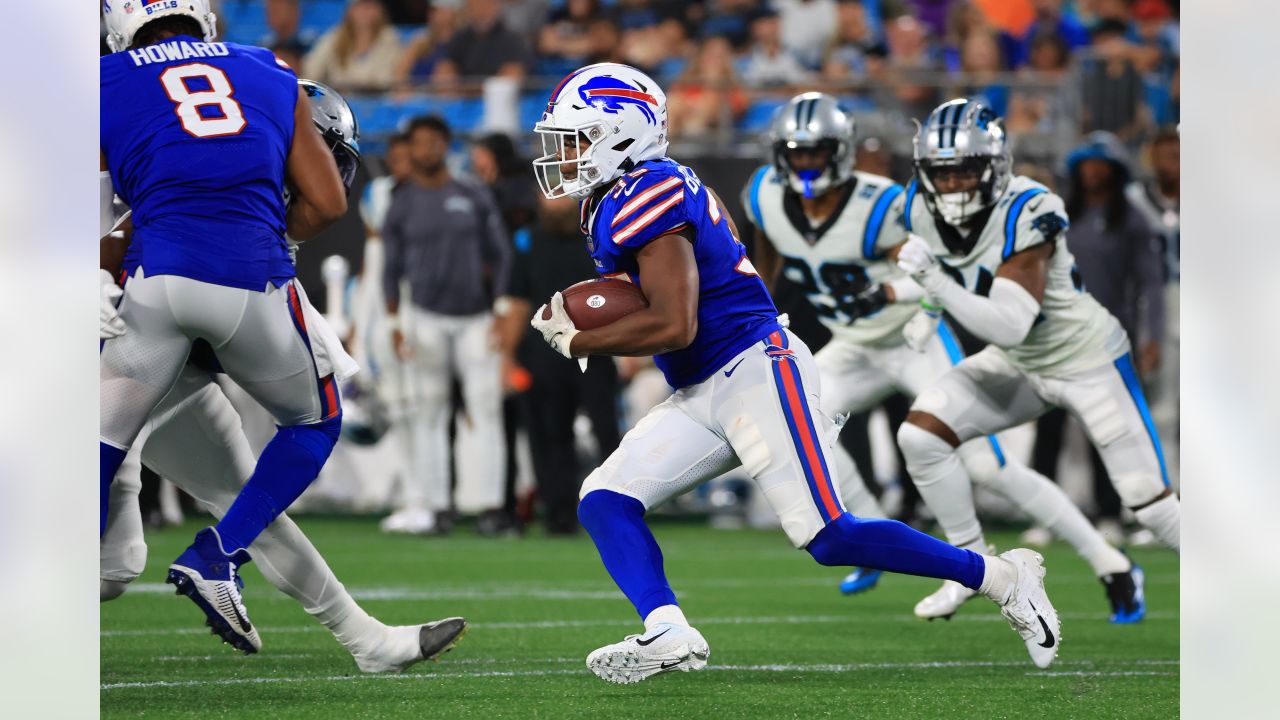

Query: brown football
543 278 649 330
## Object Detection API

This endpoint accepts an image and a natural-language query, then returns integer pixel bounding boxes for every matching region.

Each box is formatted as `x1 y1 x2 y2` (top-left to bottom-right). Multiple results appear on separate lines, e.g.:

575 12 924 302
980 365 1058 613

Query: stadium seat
300 0 347 37
737 98 787 132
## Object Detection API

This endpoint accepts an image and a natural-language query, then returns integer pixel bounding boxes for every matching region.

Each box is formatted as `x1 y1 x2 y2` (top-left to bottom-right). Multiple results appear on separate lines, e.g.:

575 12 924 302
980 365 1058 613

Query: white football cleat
995 548 1061 669
353 617 469 673
586 623 709 684
379 508 438 535
914 580 978 620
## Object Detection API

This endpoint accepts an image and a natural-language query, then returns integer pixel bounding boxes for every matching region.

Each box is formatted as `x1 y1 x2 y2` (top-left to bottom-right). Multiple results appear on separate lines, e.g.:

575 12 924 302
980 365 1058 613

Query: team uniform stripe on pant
767 334 841 522
285 284 312 351
285 282 339 422
318 373 341 421
1114 352 1169 487
937 322 1006 467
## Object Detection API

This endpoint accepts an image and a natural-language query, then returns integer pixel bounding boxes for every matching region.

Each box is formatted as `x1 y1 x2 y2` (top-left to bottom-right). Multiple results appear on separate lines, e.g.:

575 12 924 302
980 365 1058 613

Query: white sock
831 444 887 518
1133 493 1180 552
988 461 1131 576
978 555 1017 605
898 423 984 547
643 604 689 631
249 515 385 651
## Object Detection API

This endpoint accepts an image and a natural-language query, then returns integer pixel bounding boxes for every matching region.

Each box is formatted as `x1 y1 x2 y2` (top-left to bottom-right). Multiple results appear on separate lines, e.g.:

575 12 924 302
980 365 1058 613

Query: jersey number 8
159 63 247 139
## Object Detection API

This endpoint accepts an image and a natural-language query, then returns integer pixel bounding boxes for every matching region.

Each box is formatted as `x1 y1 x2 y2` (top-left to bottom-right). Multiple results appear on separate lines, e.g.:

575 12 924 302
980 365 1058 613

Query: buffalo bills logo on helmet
577 76 658 125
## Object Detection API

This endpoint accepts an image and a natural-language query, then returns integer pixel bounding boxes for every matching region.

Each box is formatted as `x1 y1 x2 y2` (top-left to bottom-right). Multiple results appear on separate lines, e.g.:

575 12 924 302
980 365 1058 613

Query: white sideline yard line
125 571 1178 599
1034 666 1172 671
101 611 1180 638
101 658 1179 691
125 583 625 601
156 653 315 662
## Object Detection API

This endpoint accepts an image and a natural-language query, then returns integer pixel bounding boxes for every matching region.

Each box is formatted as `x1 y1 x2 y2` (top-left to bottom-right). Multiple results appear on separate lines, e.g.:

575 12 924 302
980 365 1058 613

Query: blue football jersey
101 35 298 290
583 158 781 388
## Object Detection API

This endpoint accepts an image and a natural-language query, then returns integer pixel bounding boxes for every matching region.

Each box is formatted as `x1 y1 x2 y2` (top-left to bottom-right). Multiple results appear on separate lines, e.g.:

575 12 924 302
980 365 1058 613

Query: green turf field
101 517 1178 719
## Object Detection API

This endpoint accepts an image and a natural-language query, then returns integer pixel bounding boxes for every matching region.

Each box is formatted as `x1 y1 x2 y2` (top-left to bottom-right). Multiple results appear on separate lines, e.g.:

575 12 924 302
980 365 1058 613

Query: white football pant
101 270 337 454
909 345 1179 551
582 328 845 549
392 307 505 513
817 326 1129 575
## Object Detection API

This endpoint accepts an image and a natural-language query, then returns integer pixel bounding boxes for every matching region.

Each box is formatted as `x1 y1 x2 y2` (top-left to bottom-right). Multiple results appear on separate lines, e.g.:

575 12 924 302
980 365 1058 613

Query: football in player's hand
544 278 649 330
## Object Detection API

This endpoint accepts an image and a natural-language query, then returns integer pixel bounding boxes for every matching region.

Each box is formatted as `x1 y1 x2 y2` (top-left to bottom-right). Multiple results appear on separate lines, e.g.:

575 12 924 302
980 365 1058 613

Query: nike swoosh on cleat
1035 615 1055 648
635 628 670 646
660 659 684 669
723 359 745 377
1027 600 1055 648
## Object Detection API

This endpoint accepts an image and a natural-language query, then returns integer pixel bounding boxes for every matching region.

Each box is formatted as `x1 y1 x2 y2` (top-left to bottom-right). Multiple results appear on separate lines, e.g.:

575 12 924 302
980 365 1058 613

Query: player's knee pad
957 441 1002 488
1111 469 1169 509
757 480 825 549
279 412 343 467
896 422 955 483
577 489 644 534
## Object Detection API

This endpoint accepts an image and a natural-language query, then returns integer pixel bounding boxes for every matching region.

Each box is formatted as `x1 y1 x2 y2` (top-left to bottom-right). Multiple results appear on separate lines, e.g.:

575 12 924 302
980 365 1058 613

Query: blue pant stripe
1114 353 1170 487
936 322 1006 467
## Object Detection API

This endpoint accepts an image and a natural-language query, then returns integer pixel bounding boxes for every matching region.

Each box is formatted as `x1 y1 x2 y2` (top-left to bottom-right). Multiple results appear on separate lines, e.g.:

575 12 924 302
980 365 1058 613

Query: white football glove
100 268 125 339
896 234 938 274
902 302 942 353
530 292 580 359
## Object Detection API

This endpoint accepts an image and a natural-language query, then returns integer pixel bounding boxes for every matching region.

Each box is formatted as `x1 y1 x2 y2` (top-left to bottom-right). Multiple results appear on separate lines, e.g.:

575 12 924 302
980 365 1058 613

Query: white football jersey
742 166 917 346
896 174 1129 376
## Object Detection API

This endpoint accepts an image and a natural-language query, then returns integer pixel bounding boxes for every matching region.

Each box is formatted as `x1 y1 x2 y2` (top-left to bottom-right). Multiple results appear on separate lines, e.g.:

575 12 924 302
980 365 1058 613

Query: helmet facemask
533 119 616 200
915 153 1011 227
774 138 847 199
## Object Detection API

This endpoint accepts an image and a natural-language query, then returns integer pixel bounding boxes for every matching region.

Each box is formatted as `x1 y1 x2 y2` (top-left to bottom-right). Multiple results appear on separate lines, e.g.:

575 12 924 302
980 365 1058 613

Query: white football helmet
102 0 218 53
533 63 669 200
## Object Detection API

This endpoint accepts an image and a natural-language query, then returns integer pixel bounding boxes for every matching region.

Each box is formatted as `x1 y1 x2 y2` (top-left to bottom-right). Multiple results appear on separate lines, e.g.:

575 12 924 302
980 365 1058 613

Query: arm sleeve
1133 213 1167 346
477 187 513 299
925 274 1041 348
381 195 405 306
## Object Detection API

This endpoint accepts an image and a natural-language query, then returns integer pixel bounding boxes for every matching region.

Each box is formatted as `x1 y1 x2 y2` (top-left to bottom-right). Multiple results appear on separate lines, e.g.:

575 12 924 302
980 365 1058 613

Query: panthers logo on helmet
577 76 658 125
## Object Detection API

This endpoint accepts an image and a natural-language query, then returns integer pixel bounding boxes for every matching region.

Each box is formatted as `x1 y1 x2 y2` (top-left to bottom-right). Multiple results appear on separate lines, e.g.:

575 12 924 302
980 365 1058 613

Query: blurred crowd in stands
107 0 1178 148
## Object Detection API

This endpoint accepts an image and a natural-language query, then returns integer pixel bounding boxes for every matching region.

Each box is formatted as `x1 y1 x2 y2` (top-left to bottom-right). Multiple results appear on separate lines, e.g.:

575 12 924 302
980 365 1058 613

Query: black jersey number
939 261 995 297
781 256 873 324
